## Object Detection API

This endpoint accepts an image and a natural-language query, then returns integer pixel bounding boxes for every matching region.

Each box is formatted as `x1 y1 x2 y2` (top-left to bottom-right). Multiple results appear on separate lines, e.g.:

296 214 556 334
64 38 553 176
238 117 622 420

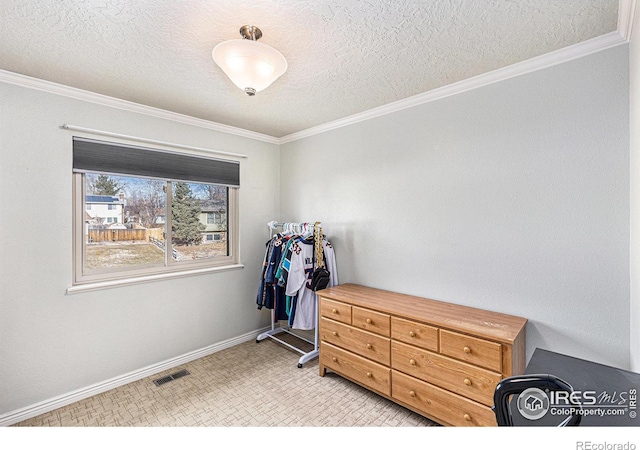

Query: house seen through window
73 137 239 285
82 173 230 273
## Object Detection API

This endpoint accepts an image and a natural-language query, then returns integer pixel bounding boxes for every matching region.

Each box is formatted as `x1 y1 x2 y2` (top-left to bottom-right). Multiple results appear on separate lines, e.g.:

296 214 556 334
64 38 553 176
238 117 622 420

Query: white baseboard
0 328 269 427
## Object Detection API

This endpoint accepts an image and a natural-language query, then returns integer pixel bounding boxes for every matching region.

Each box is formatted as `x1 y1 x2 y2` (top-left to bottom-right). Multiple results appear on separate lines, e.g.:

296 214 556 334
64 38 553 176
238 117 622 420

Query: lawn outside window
71 137 240 289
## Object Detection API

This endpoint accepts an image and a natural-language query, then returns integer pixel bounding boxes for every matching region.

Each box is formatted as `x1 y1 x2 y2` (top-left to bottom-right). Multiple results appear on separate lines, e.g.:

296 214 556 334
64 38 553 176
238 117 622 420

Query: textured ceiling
0 1 620 138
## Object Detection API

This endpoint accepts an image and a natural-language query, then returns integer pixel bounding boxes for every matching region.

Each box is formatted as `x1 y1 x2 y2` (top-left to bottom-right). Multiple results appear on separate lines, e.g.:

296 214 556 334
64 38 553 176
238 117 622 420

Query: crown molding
279 31 627 144
0 26 632 147
618 0 638 41
0 69 280 145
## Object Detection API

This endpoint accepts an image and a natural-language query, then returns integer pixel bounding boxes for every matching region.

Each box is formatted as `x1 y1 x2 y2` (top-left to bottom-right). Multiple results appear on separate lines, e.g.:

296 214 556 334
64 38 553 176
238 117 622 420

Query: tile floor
14 335 437 427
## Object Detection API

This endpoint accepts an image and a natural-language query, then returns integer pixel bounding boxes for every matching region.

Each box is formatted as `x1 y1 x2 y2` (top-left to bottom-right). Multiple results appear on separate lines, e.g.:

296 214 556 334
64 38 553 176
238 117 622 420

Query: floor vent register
153 369 190 386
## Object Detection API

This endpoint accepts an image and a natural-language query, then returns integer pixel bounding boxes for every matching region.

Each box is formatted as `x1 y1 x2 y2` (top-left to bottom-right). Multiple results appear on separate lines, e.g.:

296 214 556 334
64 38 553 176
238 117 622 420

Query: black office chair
492 374 582 426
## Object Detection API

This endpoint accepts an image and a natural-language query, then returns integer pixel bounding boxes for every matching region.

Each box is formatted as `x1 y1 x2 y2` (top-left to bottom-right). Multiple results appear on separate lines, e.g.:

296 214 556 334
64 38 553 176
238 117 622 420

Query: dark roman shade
73 137 240 187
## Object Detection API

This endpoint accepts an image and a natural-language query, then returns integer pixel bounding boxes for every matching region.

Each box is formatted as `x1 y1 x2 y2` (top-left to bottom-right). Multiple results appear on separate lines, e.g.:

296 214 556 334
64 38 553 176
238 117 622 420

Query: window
73 137 239 286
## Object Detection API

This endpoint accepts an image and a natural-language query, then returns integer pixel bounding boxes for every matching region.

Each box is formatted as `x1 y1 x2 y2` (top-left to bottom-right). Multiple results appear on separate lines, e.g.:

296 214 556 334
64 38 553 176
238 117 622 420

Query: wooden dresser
317 284 527 427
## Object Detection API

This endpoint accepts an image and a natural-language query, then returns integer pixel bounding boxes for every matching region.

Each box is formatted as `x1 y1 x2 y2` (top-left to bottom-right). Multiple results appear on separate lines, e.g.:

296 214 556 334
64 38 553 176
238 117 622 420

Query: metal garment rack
256 221 320 368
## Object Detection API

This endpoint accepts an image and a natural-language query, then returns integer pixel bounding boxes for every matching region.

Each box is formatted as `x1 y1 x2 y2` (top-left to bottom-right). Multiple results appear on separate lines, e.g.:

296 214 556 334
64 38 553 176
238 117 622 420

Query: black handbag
310 222 330 291
310 266 330 291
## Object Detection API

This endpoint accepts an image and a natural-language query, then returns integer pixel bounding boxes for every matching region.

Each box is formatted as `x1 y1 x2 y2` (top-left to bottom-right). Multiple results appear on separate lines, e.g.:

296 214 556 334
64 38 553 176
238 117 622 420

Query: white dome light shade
213 38 287 96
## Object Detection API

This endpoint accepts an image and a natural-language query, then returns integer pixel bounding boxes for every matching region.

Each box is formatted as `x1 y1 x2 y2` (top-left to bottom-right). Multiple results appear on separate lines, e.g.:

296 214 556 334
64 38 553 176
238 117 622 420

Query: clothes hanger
300 222 313 240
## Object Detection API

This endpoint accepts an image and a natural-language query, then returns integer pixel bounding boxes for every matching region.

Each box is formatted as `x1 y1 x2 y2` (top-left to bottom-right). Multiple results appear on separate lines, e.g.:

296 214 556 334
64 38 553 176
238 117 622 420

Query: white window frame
71 173 240 291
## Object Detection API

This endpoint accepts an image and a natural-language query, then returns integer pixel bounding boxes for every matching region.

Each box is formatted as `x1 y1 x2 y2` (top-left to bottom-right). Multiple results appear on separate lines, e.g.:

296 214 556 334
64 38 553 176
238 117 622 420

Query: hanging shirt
276 236 298 321
267 235 288 321
255 238 274 310
276 236 296 288
255 234 290 321
285 238 338 330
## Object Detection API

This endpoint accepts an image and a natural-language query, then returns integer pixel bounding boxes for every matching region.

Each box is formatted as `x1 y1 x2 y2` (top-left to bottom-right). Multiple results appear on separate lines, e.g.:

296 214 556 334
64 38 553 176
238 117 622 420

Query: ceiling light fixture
212 25 287 96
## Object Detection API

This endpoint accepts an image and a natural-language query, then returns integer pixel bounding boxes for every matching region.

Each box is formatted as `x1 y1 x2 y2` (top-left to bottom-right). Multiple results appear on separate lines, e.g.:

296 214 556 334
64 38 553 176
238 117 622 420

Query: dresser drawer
321 342 391 396
391 341 501 406
320 317 390 365
391 317 438 351
352 306 390 337
392 370 497 427
320 298 352 324
440 329 502 372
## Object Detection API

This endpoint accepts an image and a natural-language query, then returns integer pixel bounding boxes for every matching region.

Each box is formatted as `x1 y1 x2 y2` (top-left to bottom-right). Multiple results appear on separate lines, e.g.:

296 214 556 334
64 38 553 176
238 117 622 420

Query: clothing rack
256 221 320 368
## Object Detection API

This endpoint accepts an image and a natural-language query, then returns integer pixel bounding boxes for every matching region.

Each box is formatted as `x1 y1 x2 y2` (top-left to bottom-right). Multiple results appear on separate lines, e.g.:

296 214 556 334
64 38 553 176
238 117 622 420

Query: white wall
0 82 279 418
630 4 640 373
280 46 630 369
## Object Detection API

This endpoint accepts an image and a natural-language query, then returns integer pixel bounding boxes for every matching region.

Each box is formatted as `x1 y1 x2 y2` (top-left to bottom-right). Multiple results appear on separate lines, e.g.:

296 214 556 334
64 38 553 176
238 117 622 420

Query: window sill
66 263 245 295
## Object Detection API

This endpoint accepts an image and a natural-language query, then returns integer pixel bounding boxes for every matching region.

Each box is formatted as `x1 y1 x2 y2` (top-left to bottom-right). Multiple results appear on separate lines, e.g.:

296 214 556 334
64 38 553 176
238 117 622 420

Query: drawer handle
409 359 416 366
464 378 472 386
366 372 372 378
409 331 416 337
366 343 372 349
332 357 337 362
463 346 472 354
409 390 416 397
463 414 471 422
366 318 372 324
332 308 338 314
332 331 338 336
